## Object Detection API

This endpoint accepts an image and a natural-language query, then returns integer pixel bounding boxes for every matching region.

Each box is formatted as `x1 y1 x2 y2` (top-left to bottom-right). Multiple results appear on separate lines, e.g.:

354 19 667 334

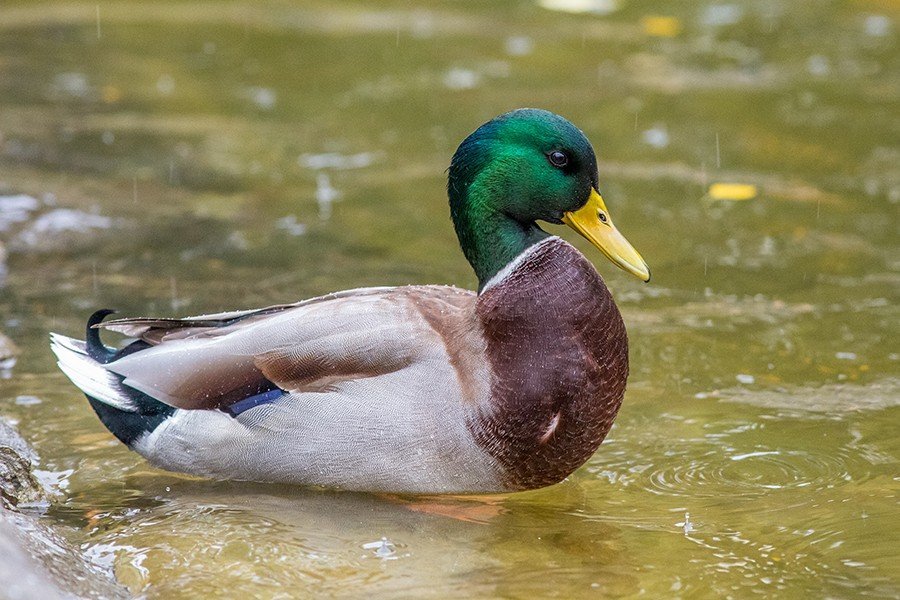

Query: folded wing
99 286 465 410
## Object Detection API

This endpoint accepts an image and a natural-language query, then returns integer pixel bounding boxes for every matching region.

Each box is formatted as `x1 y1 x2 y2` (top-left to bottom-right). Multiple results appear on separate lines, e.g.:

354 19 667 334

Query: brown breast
471 237 629 490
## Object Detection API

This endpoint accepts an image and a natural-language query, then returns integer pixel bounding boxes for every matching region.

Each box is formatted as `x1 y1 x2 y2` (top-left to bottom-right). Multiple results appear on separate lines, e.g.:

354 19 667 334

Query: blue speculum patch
226 387 287 417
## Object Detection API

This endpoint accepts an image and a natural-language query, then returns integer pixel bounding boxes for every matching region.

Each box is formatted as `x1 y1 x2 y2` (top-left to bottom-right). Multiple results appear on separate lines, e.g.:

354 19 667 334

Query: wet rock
0 420 37 464
0 331 19 361
0 510 130 600
0 449 43 508
0 423 45 509
0 240 7 285
0 421 129 599
0 515 67 600
0 332 19 378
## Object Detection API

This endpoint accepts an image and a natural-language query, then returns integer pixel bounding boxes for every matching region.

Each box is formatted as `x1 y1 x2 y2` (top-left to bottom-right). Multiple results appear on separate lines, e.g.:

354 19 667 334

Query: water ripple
640 446 858 498
590 409 881 502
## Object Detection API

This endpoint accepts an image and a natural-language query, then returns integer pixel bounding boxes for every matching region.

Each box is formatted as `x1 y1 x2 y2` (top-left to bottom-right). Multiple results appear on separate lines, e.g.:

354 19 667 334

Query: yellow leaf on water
641 15 682 37
708 182 759 201
101 85 122 104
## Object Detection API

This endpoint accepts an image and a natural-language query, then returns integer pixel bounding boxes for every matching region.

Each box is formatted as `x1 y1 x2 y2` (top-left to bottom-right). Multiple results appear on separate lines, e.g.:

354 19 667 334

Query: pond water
1 0 897 597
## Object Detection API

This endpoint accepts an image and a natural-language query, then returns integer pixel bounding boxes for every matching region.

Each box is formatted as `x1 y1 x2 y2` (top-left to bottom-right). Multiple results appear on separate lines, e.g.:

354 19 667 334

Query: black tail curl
80 309 175 446
85 309 117 364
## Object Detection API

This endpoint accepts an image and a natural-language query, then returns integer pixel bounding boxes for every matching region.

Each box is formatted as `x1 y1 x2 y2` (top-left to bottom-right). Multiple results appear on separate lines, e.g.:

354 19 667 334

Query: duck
50 109 650 494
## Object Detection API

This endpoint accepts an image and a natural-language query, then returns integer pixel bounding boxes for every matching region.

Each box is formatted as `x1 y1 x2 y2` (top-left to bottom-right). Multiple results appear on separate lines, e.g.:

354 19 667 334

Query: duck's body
51 109 648 494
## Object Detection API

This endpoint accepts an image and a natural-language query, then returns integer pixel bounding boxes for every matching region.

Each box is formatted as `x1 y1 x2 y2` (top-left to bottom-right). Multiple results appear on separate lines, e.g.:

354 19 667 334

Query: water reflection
65 477 635 597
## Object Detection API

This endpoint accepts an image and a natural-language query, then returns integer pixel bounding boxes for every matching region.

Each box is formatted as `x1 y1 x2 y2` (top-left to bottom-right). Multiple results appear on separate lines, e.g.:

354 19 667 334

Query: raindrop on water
505 36 534 57
642 125 669 149
362 537 397 559
676 512 694 534
443 68 480 91
863 14 891 38
316 173 340 221
156 74 176 95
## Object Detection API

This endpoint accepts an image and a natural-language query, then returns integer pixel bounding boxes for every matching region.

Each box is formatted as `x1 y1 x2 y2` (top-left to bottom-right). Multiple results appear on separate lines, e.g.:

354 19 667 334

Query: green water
1 1 897 597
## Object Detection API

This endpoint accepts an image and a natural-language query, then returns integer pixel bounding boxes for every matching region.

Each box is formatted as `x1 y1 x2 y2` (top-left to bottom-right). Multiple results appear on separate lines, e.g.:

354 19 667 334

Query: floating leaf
101 85 121 104
708 183 759 201
641 15 682 37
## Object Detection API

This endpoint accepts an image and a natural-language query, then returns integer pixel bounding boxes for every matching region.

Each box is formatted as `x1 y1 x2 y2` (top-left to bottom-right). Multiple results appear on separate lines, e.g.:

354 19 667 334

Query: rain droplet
863 14 891 38
641 125 669 149
675 512 693 534
316 173 340 221
246 87 277 110
362 537 396 559
505 36 534 57
156 74 176 95
443 68 480 91
806 55 830 77
700 4 743 27
14 395 42 406
275 215 307 236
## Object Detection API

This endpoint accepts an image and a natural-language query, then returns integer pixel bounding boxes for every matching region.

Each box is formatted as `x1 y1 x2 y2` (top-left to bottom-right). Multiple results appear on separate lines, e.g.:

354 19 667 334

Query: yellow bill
562 188 651 282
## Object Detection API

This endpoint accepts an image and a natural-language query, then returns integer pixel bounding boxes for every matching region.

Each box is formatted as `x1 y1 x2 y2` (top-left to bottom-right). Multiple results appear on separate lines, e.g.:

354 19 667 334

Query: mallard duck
50 109 649 494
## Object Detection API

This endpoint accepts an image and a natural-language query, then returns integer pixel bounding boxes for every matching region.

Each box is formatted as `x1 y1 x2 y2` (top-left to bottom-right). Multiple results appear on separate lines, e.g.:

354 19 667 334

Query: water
1 1 898 597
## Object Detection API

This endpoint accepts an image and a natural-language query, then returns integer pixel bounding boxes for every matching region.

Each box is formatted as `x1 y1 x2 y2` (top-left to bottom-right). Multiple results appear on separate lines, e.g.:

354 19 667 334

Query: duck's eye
548 150 569 168
598 211 608 223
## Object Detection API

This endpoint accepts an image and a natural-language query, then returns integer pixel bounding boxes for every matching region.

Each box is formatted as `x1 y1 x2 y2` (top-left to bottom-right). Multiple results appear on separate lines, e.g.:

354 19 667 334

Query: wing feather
101 286 473 410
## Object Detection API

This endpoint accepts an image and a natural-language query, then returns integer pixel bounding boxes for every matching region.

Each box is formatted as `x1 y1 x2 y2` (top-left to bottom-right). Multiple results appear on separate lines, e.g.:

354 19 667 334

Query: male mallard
50 109 649 494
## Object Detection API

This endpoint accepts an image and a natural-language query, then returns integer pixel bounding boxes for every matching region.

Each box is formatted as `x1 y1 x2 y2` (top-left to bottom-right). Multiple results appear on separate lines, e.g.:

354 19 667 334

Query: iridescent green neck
447 109 599 291
449 172 549 292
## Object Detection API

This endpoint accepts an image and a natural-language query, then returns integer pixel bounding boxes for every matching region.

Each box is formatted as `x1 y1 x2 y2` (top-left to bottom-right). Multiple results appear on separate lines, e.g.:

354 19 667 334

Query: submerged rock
0 421 129 599
0 332 18 361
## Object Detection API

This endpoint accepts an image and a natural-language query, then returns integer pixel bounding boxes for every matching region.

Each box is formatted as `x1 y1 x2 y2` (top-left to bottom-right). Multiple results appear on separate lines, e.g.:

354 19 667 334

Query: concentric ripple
589 414 879 500
642 447 860 498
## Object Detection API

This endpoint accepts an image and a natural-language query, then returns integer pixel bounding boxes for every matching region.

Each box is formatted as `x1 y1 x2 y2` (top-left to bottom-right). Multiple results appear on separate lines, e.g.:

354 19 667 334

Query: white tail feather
49 333 137 412
48 332 87 354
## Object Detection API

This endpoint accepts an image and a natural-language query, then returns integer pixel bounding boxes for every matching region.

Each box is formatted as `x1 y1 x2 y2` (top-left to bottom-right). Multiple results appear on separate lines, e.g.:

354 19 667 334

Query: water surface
0 1 897 597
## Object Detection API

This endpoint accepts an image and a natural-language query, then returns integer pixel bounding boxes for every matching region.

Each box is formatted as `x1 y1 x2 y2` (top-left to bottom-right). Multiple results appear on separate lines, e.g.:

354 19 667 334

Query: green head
447 109 649 291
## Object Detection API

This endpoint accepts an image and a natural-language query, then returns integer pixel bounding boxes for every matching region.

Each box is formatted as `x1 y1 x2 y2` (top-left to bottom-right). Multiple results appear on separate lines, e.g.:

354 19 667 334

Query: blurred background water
0 0 897 597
